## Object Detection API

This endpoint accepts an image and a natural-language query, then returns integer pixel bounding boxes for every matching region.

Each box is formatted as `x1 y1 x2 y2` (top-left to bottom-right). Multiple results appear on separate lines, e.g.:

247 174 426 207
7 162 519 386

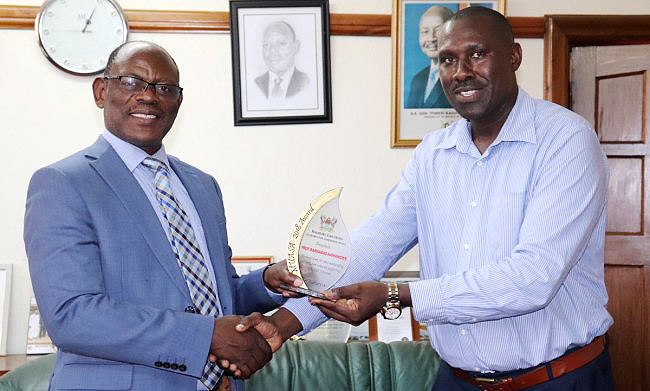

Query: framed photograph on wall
390 0 506 147
26 296 57 355
229 0 332 126
231 256 274 275
0 264 12 356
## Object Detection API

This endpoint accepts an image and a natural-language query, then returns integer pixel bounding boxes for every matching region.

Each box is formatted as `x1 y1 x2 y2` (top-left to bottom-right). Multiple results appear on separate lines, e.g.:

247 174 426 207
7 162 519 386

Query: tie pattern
141 157 223 389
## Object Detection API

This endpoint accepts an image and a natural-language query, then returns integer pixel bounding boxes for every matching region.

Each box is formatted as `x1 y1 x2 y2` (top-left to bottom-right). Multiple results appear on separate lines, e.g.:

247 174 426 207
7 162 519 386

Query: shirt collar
101 129 170 172
433 88 537 154
269 66 296 89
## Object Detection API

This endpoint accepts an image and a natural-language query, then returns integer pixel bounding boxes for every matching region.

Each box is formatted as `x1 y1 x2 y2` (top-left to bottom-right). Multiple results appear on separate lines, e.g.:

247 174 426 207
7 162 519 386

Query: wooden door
571 44 650 391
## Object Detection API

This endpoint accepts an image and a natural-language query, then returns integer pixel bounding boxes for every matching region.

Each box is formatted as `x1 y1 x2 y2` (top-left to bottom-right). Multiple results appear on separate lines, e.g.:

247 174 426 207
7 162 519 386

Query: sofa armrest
0 354 56 391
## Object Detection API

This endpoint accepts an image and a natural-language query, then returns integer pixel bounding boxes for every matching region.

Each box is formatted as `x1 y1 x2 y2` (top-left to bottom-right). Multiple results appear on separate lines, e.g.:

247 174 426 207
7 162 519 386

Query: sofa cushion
0 354 56 391
246 340 440 391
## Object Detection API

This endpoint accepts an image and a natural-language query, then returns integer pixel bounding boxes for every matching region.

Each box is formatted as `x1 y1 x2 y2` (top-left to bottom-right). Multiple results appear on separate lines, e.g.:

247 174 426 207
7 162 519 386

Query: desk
0 355 38 376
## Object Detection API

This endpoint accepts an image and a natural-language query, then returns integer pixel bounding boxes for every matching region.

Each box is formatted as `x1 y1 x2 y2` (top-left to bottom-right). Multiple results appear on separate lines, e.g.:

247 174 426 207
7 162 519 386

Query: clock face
36 0 128 75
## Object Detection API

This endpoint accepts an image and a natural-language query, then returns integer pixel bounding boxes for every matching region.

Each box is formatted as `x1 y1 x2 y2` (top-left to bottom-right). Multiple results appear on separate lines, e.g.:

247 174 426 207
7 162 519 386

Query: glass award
283 188 351 298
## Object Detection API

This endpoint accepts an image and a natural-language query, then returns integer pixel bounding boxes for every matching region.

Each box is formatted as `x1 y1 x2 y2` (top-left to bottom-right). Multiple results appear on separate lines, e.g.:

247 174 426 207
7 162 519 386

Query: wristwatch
380 282 402 320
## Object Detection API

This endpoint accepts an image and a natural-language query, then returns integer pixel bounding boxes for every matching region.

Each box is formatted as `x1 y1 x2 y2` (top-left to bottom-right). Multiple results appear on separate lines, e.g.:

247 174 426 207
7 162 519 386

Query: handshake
208 261 399 379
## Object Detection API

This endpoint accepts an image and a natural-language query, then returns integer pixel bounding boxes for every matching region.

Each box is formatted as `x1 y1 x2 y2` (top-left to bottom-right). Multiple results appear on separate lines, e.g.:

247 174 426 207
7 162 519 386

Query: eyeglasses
104 75 183 100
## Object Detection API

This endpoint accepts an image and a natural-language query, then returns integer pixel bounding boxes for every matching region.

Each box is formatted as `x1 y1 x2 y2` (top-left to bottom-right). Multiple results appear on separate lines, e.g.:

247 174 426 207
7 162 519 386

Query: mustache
451 82 483 92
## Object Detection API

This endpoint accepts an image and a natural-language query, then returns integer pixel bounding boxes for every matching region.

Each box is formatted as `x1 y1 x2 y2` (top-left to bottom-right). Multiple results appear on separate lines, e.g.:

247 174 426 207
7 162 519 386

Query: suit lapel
87 139 191 300
169 159 234 312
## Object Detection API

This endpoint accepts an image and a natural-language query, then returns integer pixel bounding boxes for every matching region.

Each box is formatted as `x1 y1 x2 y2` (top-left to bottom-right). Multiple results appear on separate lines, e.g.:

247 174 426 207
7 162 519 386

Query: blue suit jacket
406 64 453 109
24 137 280 390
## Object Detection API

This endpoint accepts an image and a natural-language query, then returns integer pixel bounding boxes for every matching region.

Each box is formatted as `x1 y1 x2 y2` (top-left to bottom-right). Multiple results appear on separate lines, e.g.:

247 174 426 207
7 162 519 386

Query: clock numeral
64 59 70 66
111 11 116 17
44 29 49 35
82 64 88 70
116 29 122 34
49 46 56 53
46 10 54 17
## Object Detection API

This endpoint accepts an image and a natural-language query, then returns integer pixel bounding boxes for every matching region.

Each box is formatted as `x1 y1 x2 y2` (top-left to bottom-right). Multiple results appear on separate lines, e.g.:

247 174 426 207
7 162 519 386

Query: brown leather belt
451 335 606 391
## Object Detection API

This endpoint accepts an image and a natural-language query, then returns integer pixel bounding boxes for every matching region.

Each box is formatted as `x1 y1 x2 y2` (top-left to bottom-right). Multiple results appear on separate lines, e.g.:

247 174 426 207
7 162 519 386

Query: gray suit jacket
24 137 280 390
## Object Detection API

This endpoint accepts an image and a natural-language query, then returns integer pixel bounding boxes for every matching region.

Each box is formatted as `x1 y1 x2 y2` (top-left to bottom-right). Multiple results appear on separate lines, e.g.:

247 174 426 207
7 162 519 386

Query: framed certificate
231 256 274 275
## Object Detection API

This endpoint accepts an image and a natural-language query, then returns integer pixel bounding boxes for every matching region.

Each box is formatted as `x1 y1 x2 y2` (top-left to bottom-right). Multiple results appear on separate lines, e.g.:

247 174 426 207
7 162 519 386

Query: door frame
544 15 650 106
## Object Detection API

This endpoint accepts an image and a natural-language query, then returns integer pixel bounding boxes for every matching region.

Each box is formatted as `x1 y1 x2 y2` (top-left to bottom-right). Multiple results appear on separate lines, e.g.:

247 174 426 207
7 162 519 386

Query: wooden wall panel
597 73 645 143
0 6 543 37
604 264 647 391
606 157 643 234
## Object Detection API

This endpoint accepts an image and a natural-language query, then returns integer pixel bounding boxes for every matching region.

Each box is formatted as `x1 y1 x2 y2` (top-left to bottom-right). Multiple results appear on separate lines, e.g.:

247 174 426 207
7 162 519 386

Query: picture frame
0 264 12 356
229 0 332 126
390 0 506 147
231 256 274 275
26 296 56 355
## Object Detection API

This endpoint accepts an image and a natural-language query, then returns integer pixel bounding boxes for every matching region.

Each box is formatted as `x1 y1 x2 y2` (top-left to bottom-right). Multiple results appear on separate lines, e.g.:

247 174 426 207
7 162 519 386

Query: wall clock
35 0 128 75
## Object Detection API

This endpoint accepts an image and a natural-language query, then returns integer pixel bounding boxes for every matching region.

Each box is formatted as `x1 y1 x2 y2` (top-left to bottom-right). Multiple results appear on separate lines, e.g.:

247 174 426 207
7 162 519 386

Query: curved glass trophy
283 188 351 298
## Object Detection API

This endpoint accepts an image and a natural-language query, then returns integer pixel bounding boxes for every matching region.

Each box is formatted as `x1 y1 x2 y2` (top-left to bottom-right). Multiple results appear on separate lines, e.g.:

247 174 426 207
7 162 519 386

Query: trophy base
280 284 335 301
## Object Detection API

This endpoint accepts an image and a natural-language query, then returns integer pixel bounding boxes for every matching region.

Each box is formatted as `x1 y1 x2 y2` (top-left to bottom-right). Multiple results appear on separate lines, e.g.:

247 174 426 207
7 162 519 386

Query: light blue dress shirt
284 88 613 372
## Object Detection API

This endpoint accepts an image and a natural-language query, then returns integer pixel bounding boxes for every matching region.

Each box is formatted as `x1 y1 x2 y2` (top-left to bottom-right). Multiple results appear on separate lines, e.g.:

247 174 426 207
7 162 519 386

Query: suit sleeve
24 166 213 378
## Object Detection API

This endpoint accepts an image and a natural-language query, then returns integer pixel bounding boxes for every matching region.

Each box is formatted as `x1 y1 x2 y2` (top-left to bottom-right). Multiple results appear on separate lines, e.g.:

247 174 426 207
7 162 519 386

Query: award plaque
283 188 351 297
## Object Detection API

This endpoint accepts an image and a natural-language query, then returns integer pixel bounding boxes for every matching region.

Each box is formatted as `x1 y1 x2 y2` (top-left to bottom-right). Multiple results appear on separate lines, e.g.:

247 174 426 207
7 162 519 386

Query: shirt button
460 329 467 335
470 201 477 208
477 161 483 167
464 243 470 250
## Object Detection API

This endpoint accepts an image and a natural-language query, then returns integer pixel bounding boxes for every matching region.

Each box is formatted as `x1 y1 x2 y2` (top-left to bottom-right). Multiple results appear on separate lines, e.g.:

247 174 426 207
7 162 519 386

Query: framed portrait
26 296 57 355
390 0 506 147
231 256 274 275
0 264 11 356
229 0 332 126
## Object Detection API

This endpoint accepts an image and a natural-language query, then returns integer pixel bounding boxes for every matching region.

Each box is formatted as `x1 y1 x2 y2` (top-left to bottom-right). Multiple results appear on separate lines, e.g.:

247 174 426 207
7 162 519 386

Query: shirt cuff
409 279 446 324
282 297 329 335
265 287 288 305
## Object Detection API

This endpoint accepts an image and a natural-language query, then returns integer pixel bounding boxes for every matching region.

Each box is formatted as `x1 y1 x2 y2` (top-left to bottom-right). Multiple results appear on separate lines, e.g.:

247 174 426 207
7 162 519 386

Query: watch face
36 0 128 75
383 306 402 320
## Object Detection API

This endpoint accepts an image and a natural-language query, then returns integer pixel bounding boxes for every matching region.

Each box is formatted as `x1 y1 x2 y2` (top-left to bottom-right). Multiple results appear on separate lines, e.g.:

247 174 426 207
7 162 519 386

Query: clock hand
81 6 97 33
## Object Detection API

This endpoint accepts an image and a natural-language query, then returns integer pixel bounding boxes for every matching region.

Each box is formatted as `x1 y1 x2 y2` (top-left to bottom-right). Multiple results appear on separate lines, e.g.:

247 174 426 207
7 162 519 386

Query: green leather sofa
0 340 440 391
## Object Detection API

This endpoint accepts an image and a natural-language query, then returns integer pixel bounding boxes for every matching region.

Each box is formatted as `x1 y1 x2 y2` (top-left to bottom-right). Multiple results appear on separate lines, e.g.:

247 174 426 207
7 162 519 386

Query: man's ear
92 77 106 108
511 42 522 72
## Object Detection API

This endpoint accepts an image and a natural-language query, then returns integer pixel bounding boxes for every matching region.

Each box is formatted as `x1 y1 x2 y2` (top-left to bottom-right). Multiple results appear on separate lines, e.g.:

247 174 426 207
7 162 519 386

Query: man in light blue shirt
239 7 614 391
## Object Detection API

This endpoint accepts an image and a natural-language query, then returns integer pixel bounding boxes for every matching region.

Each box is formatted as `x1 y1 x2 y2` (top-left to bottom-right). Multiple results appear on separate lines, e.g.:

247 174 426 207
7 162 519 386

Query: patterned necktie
271 77 283 97
141 157 223 389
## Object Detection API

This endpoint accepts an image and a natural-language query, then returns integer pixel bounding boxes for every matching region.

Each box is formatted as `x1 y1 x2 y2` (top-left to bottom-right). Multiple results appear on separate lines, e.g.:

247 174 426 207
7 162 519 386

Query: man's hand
263 260 304 298
218 308 304 374
209 316 272 379
308 282 388 326
236 312 284 352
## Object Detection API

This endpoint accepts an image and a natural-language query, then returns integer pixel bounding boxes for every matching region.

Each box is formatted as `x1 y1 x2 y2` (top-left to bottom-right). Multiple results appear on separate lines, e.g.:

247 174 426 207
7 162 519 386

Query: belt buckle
474 376 514 391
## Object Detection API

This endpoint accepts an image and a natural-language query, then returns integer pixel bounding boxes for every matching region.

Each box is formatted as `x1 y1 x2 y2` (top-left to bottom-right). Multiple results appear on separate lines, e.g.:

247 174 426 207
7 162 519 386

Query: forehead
420 13 445 29
112 47 179 82
438 17 503 51
264 25 293 41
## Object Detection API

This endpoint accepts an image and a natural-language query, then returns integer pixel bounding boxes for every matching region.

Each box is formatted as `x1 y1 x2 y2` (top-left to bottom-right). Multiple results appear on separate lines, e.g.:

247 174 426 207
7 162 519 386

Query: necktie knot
141 157 167 173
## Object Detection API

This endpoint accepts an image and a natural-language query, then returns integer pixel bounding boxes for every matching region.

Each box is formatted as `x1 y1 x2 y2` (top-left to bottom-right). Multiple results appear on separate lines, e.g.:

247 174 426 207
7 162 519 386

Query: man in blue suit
406 5 454 109
24 41 301 391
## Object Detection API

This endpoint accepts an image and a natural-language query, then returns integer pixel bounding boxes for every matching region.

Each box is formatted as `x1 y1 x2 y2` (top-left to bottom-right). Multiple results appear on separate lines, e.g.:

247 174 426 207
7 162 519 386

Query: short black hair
451 6 513 44
103 41 179 78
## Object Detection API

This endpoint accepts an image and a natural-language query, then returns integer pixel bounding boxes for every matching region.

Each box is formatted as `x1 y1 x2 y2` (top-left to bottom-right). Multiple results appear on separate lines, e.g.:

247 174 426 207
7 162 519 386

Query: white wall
1 0 647 355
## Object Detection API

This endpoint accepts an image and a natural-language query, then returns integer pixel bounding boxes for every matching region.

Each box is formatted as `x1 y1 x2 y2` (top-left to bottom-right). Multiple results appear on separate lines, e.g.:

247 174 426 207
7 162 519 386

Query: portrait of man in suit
255 21 310 100
24 41 302 391
405 5 454 109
